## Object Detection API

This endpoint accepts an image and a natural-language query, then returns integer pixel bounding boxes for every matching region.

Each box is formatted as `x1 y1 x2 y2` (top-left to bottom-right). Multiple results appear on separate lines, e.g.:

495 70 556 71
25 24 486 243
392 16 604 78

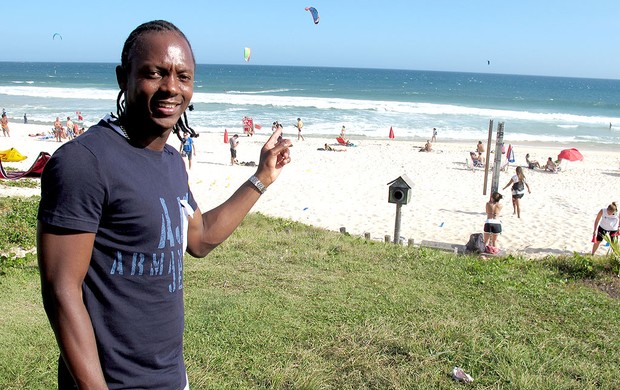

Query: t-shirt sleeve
38 142 105 233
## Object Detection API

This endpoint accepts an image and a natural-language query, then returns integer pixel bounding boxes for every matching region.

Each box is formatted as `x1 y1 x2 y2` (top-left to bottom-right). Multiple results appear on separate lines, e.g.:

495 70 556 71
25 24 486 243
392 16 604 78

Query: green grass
0 178 40 188
2 196 620 389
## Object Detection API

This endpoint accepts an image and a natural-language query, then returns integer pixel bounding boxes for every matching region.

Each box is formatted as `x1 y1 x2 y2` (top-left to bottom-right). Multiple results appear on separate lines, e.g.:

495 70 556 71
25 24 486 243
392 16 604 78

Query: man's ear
115 65 127 90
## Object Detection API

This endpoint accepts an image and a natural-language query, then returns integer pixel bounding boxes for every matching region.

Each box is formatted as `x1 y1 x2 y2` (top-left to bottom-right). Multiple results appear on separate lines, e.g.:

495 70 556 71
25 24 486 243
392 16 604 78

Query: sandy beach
2 122 619 258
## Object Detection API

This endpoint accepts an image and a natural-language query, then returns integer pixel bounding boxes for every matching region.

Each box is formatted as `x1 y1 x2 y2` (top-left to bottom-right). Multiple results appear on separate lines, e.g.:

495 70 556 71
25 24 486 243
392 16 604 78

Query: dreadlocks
115 20 199 141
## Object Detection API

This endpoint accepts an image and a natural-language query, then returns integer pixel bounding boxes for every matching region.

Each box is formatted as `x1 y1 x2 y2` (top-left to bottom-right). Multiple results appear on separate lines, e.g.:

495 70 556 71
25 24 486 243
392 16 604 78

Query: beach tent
0 148 27 162
0 152 51 180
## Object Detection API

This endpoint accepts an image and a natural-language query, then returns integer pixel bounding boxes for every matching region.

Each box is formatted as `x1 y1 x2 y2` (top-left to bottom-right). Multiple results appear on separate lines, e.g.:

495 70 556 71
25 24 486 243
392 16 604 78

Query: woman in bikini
484 192 503 251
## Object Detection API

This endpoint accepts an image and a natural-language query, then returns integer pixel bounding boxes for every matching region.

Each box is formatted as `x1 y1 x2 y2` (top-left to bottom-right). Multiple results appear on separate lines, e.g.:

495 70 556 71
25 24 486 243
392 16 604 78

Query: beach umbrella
389 127 394 139
224 129 229 143
557 148 583 162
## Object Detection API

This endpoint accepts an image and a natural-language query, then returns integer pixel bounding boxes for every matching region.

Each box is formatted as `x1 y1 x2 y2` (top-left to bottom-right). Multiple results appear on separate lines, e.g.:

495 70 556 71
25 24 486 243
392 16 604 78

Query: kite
305 7 319 24
53 33 63 40
243 47 251 62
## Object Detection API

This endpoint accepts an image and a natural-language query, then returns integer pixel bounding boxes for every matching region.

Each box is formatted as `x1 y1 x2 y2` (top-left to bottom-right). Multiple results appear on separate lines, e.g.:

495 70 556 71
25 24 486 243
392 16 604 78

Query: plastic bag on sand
452 366 474 383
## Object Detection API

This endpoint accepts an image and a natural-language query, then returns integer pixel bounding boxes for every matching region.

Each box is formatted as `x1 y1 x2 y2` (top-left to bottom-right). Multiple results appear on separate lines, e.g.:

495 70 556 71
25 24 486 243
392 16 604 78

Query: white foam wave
190 92 620 127
0 86 117 101
224 88 301 95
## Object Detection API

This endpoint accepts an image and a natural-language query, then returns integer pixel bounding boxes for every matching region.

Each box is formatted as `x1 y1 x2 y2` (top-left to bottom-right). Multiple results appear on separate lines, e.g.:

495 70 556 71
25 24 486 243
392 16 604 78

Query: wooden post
364 232 371 240
339 227 347 234
491 122 505 195
483 119 493 195
408 238 415 247
384 235 391 243
393 203 402 244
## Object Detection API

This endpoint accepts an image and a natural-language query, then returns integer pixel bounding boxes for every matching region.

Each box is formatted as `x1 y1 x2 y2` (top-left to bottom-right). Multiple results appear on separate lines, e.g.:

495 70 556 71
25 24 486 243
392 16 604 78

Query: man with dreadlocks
37 20 291 389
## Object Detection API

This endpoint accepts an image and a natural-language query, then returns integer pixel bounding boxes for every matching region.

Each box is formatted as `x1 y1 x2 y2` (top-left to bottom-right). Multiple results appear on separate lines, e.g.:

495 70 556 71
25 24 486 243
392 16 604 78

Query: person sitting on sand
419 140 432 152
477 141 485 153
484 192 503 252
470 151 483 167
543 157 557 172
526 153 541 169
324 143 334 151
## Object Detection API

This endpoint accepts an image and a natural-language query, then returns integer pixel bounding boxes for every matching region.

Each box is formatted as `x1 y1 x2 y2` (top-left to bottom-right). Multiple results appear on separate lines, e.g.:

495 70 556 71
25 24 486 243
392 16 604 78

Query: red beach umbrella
224 129 229 143
557 148 583 162
389 127 394 139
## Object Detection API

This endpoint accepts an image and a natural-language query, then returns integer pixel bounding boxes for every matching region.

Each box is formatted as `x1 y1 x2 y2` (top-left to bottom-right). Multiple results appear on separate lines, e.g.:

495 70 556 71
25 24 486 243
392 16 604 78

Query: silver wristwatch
249 175 266 194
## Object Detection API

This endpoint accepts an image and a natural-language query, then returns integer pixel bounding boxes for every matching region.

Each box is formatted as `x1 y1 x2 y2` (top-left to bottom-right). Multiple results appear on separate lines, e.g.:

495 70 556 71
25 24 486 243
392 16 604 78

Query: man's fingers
266 126 282 145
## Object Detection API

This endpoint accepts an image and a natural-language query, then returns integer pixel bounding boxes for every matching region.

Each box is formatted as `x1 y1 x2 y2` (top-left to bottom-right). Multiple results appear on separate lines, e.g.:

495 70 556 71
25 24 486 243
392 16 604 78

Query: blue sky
2 0 619 79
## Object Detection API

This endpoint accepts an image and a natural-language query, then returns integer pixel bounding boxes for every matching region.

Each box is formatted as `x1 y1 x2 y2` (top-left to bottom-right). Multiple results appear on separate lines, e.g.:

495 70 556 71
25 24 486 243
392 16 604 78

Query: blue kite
305 7 319 24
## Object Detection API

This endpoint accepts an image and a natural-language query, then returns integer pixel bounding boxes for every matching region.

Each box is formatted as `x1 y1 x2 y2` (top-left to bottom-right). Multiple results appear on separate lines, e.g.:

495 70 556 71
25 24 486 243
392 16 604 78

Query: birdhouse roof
387 174 414 189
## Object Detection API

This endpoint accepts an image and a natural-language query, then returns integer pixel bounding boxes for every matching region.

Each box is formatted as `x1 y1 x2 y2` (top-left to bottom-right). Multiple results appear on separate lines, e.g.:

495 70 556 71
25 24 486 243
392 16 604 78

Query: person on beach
230 133 240 165
591 202 619 255
502 166 531 218
431 127 437 142
295 117 305 141
470 151 483 167
37 20 292 390
477 140 485 153
66 117 75 140
180 131 196 169
24 113 28 124
1 113 9 137
419 140 432 152
53 117 63 142
526 153 541 169
543 157 557 172
484 192 504 252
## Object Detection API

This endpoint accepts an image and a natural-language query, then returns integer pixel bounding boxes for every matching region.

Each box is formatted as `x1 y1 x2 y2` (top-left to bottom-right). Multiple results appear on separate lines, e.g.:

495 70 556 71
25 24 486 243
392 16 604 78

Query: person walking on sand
230 133 239 165
1 113 9 137
484 192 503 252
295 117 305 141
591 202 619 255
37 20 292 390
179 131 196 169
502 166 531 218
431 127 437 142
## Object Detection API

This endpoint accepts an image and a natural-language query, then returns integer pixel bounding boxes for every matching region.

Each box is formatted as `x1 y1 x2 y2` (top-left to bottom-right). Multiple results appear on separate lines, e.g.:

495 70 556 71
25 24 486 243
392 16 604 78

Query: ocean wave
224 88 302 95
189 92 620 126
0 86 117 100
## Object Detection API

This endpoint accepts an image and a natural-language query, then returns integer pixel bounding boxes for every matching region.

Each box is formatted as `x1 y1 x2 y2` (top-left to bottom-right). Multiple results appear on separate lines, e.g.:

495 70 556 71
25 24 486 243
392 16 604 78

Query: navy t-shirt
38 118 197 390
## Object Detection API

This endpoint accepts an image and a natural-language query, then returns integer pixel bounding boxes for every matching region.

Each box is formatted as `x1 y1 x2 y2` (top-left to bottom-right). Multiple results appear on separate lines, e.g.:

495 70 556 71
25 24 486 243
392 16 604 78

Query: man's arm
186 127 291 257
37 223 108 389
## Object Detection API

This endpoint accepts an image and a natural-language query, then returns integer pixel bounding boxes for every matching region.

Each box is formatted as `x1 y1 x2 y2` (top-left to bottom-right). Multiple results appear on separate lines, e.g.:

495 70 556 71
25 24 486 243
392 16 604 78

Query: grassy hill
1 196 619 389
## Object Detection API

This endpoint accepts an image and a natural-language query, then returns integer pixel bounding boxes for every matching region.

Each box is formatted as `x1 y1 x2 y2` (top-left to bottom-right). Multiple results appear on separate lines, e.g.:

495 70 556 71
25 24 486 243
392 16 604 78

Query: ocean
1 62 619 145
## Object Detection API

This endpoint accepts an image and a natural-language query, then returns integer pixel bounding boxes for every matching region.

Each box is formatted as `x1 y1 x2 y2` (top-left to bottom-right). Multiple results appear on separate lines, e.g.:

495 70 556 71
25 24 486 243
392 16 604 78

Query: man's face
119 31 194 134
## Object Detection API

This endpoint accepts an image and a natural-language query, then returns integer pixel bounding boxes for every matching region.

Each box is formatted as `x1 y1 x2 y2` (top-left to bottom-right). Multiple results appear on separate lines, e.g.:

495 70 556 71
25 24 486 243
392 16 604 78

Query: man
179 131 196 169
66 116 75 139
295 117 305 141
53 117 63 142
230 133 239 165
37 20 291 389
1 113 9 137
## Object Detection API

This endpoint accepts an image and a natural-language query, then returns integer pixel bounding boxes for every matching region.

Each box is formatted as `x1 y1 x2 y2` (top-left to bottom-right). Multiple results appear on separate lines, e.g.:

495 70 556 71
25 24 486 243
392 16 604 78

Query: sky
1 0 619 79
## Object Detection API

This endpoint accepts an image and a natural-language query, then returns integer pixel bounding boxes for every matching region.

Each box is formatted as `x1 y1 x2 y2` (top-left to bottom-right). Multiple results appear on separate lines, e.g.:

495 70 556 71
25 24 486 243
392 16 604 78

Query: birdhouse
387 174 414 205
